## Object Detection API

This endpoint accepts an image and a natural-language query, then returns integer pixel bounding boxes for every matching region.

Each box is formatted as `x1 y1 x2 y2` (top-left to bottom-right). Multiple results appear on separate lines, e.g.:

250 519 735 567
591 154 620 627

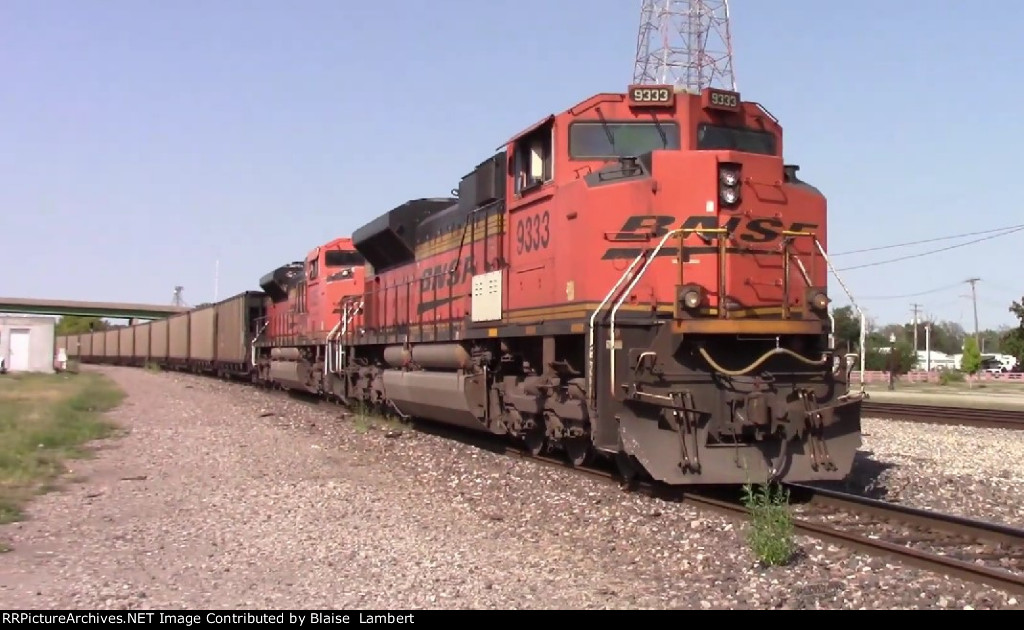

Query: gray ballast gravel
837 418 1024 528
0 366 1020 610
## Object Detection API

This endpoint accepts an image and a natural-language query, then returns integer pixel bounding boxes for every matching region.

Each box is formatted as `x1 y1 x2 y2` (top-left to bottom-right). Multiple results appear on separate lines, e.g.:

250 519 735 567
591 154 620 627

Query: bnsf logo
602 214 820 260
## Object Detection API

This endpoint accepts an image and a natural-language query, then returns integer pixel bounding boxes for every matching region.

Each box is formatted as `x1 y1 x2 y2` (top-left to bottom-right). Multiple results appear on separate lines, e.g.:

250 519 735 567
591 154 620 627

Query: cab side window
513 123 554 194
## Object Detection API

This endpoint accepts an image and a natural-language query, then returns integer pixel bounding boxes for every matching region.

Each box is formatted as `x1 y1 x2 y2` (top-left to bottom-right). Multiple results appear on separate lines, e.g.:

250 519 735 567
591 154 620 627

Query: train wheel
522 426 545 456
564 437 592 468
615 451 640 486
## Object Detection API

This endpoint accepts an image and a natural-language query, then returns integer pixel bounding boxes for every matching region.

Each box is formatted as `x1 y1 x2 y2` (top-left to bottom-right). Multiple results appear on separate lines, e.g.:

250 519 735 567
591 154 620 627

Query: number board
703 89 741 112
627 84 675 107
515 209 550 255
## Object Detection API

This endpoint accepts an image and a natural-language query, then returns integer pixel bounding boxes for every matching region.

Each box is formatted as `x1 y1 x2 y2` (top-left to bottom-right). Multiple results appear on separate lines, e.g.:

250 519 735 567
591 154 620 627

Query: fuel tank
269 347 314 392
381 369 489 431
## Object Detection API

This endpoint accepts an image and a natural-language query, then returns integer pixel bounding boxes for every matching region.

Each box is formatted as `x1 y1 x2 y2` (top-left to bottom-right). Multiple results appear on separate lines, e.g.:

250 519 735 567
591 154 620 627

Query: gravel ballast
0 366 1020 610
835 418 1024 528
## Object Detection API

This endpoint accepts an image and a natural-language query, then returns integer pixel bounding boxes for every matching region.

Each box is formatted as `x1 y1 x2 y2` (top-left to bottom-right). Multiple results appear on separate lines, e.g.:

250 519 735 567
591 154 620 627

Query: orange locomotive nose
704 152 829 321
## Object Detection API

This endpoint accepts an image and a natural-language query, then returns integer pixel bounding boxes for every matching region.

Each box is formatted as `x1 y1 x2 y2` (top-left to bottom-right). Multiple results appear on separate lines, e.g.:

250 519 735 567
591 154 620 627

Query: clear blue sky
2 1 1022 331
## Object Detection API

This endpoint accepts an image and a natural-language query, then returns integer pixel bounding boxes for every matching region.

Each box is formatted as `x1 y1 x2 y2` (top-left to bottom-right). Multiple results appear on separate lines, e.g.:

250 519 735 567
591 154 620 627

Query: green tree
961 336 982 388
831 305 862 353
864 341 917 373
978 329 1003 354
932 321 966 355
1003 297 1024 365
914 320 965 356
55 316 108 336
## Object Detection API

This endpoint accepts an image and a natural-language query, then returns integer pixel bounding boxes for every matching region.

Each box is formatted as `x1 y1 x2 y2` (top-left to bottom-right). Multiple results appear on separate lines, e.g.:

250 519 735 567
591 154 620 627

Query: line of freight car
57 291 267 378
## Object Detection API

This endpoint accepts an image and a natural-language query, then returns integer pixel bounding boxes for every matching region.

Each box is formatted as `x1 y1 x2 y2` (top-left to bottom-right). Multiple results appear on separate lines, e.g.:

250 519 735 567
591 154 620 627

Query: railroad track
103 367 1024 598
786 484 1024 596
861 401 1024 430
503 438 1024 597
381 397 1024 597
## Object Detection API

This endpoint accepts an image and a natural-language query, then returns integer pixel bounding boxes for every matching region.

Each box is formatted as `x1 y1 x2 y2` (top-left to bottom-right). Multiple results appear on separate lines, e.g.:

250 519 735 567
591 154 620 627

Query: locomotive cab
304 238 366 338
501 85 835 331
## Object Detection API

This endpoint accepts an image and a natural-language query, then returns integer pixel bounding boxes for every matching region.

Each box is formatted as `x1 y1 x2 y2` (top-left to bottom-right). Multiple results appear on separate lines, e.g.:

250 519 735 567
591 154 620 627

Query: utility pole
965 278 981 346
910 303 922 353
925 320 932 371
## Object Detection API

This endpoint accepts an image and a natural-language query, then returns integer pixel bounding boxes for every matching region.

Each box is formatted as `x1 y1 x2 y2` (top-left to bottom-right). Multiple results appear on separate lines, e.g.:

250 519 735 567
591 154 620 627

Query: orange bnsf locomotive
253 237 367 393
255 84 866 486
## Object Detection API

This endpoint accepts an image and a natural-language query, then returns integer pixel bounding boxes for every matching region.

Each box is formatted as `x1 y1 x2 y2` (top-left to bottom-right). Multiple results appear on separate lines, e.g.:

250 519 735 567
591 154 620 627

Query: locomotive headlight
810 292 829 310
682 289 702 309
718 163 741 207
675 284 706 319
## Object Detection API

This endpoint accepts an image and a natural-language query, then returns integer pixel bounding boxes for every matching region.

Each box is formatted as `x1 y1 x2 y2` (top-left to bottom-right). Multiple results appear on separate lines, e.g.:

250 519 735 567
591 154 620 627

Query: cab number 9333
515 210 550 254
631 87 672 103
710 91 739 108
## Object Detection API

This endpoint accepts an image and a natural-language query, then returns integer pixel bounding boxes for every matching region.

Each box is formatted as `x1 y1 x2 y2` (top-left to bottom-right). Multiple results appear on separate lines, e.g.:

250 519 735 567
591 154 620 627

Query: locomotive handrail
590 225 728 405
778 230 816 323
588 251 646 408
810 237 867 391
599 224 865 398
765 228 867 390
608 227 694 397
781 233 839 358
324 318 343 377
325 297 363 377
675 227 729 319
250 318 269 367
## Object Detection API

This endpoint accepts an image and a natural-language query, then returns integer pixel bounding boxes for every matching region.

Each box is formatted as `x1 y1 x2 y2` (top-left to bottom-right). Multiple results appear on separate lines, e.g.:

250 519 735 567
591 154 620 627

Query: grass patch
349 401 404 434
0 371 125 525
742 481 796 567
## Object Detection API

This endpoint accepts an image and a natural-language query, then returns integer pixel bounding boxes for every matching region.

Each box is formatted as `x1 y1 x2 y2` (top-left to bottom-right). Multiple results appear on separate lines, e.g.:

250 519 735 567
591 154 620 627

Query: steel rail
785 483 1024 596
788 483 1024 546
861 401 1024 430
787 515 1024 596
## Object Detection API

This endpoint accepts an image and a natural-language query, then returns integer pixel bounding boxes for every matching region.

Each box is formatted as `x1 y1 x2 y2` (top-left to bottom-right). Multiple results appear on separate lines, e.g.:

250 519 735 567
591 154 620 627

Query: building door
9 329 31 371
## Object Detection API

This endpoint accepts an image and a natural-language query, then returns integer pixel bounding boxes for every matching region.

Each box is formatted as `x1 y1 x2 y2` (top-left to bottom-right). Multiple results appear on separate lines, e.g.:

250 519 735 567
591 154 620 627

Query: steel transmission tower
632 0 737 92
171 286 187 307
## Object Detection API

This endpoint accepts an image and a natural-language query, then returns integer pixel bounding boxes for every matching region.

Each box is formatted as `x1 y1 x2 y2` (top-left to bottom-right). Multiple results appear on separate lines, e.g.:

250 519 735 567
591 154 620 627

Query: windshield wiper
595 107 616 151
648 113 668 147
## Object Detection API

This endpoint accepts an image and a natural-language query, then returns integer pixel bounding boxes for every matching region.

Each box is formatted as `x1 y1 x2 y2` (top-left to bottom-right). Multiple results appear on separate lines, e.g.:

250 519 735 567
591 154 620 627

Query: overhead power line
831 223 1024 257
834 226 1024 272
859 281 967 300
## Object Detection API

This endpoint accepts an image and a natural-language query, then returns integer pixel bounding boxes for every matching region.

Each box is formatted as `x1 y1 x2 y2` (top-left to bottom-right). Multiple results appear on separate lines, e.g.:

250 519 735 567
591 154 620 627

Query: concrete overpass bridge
0 297 188 320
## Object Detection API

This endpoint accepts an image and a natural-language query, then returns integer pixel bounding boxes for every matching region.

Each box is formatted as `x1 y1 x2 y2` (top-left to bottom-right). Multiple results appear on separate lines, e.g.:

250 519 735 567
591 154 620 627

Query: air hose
698 346 829 377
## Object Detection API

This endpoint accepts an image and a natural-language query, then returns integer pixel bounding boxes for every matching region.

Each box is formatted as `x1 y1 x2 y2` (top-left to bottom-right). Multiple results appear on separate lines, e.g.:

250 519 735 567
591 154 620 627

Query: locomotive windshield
696 123 777 155
325 250 364 267
569 121 680 159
